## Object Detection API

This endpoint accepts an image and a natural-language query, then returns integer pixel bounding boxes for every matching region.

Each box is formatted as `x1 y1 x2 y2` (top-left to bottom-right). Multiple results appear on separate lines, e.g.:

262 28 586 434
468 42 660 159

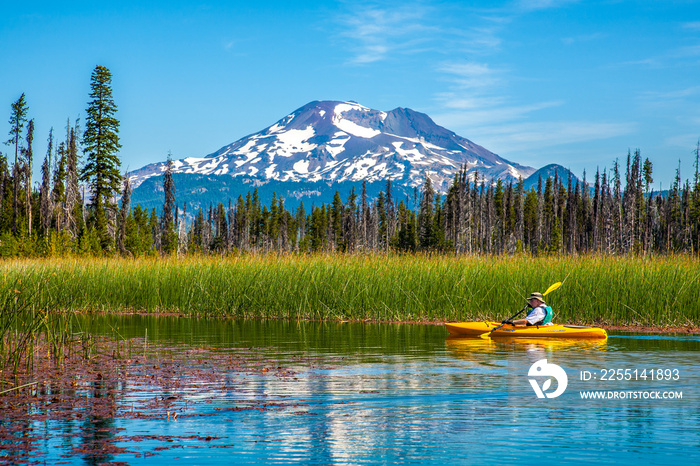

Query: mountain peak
128 100 535 192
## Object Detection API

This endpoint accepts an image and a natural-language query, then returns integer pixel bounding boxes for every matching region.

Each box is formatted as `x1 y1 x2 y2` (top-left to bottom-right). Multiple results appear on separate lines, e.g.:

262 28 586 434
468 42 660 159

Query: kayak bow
445 321 607 339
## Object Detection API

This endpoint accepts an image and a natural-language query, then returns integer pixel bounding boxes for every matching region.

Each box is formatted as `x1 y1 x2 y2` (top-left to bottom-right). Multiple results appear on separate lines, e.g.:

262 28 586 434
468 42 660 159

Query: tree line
178 149 700 256
4 67 700 257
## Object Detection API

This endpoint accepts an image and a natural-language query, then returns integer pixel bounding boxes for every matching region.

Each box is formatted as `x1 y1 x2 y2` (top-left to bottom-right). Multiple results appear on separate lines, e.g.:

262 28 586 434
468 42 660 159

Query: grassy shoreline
47 310 700 334
2 254 699 328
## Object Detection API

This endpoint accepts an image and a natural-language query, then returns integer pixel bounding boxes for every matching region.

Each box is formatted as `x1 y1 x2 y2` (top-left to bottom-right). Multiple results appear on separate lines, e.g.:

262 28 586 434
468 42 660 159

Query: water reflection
1 317 698 465
445 336 609 363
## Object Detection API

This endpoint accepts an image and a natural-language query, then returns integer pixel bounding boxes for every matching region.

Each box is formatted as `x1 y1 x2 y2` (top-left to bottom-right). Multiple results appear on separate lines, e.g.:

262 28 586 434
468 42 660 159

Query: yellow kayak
445 321 607 339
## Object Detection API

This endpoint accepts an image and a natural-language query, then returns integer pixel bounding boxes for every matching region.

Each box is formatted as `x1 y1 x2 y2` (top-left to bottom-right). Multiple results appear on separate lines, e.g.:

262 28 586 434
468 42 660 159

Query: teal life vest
542 306 553 325
527 305 553 326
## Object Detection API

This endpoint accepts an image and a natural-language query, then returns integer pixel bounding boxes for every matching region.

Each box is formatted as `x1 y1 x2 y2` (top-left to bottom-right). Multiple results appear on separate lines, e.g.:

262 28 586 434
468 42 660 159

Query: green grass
1 254 699 327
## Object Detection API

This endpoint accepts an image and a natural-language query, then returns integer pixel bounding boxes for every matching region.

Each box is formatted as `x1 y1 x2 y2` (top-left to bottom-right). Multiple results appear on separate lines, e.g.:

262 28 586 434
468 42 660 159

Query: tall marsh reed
1 254 698 327
0 267 79 375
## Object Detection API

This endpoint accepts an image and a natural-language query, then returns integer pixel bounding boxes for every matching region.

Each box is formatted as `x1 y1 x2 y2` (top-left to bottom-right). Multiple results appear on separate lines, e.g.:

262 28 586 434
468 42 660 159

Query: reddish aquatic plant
0 335 310 464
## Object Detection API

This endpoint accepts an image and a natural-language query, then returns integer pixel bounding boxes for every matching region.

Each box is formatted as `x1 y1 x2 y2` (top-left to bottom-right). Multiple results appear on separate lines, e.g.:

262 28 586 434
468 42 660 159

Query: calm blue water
7 318 700 465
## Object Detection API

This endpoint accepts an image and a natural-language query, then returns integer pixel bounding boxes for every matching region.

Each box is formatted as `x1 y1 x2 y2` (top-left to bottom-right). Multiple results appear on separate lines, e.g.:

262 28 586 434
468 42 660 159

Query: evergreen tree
0 152 8 233
612 159 623 252
149 207 160 252
331 190 344 251
52 143 66 230
643 158 654 252
361 180 369 250
691 142 700 253
514 176 525 251
161 155 177 254
117 175 131 255
190 208 205 253
21 119 34 235
234 195 248 250
65 122 81 238
7 93 29 236
276 197 289 251
266 194 279 249
385 179 396 246
418 174 435 250
309 204 327 251
81 65 122 250
123 207 139 255
376 191 387 252
494 179 504 252
523 188 539 253
592 169 602 252
295 201 306 251
581 171 593 251
432 192 447 251
344 187 357 252
211 202 227 252
39 128 54 237
249 189 261 247
393 200 417 252
180 201 189 255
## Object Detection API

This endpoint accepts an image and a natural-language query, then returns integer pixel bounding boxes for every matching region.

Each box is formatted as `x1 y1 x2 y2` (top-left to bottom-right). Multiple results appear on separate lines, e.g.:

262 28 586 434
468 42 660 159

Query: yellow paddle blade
543 282 562 296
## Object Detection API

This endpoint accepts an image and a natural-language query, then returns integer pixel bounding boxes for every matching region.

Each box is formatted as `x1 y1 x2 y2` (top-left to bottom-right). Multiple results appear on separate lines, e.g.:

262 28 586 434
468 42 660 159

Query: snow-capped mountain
128 101 535 194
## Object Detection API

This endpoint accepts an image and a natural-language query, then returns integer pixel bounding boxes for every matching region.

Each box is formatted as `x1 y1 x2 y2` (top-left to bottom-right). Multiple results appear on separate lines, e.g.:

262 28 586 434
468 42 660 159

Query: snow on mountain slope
128 100 535 193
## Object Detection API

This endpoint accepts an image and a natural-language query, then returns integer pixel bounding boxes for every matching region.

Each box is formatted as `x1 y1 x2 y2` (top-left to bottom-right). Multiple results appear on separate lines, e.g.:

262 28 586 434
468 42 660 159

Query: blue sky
3 0 700 189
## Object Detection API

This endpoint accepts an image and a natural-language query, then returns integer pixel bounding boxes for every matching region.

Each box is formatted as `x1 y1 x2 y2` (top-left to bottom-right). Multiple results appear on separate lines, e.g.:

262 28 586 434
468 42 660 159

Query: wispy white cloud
620 57 663 68
620 22 700 69
561 32 605 46
336 2 508 65
434 56 565 130
338 2 434 64
481 121 635 148
437 61 503 90
514 0 580 12
437 103 636 156
435 101 564 128
664 132 700 150
639 86 700 102
672 44 700 58
440 15 510 55
442 120 635 167
435 94 508 111
433 33 632 156
337 0 635 159
682 21 700 31
425 0 628 156
618 47 700 69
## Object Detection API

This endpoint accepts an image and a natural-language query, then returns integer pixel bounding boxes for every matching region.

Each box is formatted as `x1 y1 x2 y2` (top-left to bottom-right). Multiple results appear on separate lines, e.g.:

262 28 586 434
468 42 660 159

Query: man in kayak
505 292 550 326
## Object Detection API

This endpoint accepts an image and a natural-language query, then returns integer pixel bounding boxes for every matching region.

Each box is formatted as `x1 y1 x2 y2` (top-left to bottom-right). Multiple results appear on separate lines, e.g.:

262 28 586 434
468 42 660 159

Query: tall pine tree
22 119 34 235
81 65 122 250
117 174 131 255
39 128 54 236
161 155 177 254
7 93 29 236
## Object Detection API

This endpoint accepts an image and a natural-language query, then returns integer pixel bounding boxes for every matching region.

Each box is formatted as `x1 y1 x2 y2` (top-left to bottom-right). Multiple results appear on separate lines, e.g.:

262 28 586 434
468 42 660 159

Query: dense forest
3 66 700 258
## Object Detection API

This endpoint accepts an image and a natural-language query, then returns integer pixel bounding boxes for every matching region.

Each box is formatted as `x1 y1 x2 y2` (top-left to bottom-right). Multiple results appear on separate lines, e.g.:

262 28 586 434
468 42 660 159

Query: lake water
4 317 700 465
